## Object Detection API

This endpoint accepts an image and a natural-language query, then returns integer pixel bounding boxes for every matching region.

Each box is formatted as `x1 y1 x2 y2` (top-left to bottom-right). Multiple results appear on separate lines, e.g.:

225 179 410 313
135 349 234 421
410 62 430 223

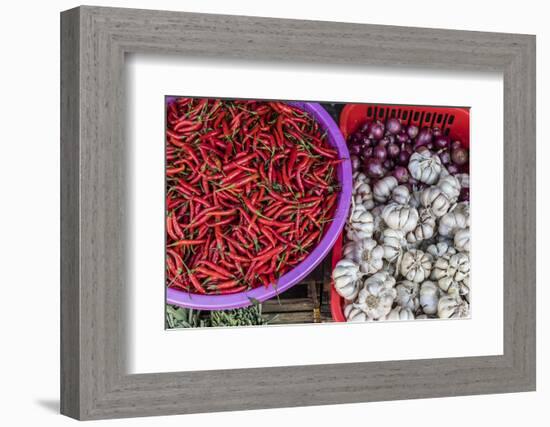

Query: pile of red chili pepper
166 98 340 295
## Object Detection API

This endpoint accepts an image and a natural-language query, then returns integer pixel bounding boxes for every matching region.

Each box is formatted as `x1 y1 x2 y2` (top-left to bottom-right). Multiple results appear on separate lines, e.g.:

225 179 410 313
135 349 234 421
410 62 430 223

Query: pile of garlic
332 148 470 321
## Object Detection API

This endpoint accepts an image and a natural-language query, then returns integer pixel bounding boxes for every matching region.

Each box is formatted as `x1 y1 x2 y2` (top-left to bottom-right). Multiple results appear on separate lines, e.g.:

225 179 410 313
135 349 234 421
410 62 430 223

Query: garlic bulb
408 148 442 184
385 259 400 276
368 206 384 235
438 295 470 319
436 235 455 247
420 187 451 218
373 176 398 203
454 228 470 252
381 228 406 262
344 303 368 322
419 281 440 315
346 204 374 240
385 306 415 321
437 174 461 202
406 208 436 243
400 249 432 283
332 259 361 300
391 184 411 205
381 203 419 232
438 209 469 237
409 190 422 209
426 242 457 259
459 276 471 303
431 252 470 292
395 280 419 311
455 202 470 220
355 272 397 320
343 238 384 274
352 172 375 209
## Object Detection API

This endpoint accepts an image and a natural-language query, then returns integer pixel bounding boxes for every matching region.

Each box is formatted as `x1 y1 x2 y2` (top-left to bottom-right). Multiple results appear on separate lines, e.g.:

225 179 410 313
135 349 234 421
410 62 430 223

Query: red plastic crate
331 103 470 322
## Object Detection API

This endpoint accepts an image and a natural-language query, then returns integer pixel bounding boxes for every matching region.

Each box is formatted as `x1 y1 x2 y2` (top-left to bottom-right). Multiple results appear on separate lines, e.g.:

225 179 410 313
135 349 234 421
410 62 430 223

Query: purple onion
451 140 463 150
447 163 460 174
365 158 385 178
434 135 450 149
386 134 396 144
451 147 469 165
373 145 388 162
378 137 391 148
398 145 412 164
386 117 402 134
387 142 400 159
360 146 373 160
407 125 419 139
359 135 373 148
370 121 385 140
349 143 362 156
397 150 411 166
383 159 395 170
415 127 433 148
359 122 370 134
393 166 409 183
348 131 362 145
439 150 451 165
396 131 409 144
432 127 443 138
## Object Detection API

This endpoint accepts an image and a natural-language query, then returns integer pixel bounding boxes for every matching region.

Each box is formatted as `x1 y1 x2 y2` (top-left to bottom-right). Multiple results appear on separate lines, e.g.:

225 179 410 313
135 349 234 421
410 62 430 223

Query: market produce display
332 116 471 321
166 99 340 296
166 303 269 328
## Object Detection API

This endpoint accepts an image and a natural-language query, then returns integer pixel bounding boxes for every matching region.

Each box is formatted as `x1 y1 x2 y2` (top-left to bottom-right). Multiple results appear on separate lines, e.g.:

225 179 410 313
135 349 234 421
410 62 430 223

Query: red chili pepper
257 217 293 229
205 216 235 228
175 121 203 133
166 214 180 241
271 102 294 115
169 239 207 247
209 279 241 290
231 174 259 189
215 285 248 295
238 207 260 235
195 266 230 281
198 260 234 278
205 209 237 217
253 246 284 263
188 273 206 294
221 168 245 184
300 230 321 249
166 165 186 175
184 214 210 229
171 213 184 239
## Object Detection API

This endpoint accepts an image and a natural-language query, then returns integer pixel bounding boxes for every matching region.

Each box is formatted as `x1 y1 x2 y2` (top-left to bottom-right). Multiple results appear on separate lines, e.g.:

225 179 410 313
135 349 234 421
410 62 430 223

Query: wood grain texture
60 6 536 420
60 7 81 419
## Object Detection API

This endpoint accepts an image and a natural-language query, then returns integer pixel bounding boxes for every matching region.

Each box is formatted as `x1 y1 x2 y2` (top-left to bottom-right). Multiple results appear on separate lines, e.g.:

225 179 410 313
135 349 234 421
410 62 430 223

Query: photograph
49 2 536 421
165 97 471 328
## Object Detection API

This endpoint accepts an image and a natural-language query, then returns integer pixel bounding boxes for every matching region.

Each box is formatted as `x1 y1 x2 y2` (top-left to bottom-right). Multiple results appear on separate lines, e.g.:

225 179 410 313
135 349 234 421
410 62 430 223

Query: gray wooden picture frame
60 5 536 420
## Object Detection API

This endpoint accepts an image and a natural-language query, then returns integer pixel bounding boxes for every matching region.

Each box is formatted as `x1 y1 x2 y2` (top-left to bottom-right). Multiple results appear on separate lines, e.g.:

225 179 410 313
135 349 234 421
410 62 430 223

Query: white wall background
0 0 546 425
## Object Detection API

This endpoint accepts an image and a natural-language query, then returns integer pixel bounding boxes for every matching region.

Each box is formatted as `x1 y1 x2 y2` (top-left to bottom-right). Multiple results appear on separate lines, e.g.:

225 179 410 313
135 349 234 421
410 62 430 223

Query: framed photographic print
61 6 536 420
163 97 472 327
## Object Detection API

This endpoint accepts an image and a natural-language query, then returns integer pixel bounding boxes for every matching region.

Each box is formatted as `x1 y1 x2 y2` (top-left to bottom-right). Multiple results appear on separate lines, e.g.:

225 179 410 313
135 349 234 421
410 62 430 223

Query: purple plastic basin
166 101 352 310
